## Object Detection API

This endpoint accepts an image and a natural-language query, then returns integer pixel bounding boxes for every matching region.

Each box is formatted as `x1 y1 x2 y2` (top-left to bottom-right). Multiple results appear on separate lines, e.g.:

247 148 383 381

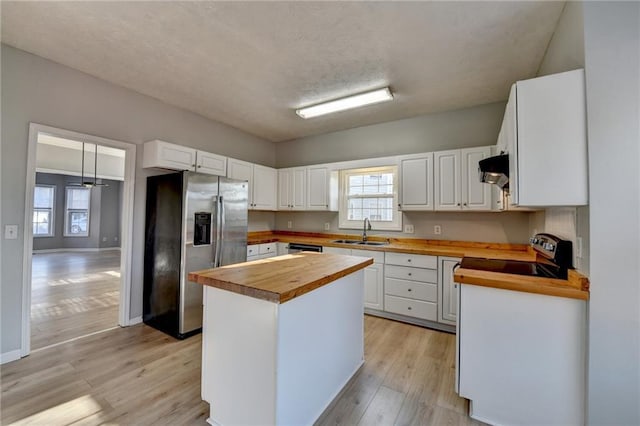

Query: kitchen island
189 252 373 426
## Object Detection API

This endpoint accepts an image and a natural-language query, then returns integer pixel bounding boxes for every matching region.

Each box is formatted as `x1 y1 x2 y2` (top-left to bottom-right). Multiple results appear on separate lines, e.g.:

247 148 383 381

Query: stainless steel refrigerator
143 171 248 339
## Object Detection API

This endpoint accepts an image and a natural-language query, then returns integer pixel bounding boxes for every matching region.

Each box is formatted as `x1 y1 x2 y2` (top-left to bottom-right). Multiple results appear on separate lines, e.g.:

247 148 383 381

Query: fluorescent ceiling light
296 87 393 119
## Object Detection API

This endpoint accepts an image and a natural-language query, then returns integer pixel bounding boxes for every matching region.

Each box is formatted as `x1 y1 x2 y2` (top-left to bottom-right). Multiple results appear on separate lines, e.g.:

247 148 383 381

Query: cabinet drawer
385 278 437 302
247 245 259 257
385 264 436 283
384 295 437 321
259 243 276 255
385 252 437 269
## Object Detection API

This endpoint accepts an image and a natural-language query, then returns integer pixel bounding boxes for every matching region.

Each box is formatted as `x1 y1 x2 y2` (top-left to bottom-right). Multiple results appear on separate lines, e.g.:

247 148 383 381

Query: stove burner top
460 257 566 279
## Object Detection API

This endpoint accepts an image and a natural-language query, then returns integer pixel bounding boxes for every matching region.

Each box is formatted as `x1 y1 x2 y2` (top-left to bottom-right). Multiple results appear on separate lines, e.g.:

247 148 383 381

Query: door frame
21 123 137 356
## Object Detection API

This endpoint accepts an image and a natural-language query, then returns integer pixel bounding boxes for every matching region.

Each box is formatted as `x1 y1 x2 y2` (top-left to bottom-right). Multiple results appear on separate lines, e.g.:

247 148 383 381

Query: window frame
64 186 91 237
33 184 56 238
338 165 402 231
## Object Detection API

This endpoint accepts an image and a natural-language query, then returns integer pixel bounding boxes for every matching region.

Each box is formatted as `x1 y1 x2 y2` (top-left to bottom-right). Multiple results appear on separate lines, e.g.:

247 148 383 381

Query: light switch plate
434 225 442 235
287 221 292 229
403 224 414 234
4 225 18 240
324 223 330 231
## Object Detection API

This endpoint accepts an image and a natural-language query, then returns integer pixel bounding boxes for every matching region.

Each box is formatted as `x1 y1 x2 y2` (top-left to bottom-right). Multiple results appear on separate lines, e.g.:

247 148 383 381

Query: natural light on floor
9 394 106 425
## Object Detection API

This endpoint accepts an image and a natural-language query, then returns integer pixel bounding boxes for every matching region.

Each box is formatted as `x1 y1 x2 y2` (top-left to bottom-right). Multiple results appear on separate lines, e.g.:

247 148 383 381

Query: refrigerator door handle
218 195 225 267
213 195 222 268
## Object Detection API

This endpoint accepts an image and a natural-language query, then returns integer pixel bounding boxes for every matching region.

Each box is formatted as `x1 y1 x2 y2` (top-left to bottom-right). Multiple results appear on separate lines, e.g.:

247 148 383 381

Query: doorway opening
22 124 136 355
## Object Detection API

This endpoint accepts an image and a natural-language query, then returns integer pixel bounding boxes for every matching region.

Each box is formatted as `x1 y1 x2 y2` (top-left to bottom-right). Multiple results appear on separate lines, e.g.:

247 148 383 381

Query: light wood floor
31 250 121 350
2 315 482 426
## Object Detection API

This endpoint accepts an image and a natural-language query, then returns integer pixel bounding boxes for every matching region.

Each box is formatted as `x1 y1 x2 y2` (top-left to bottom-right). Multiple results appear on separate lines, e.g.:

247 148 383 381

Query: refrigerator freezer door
218 178 249 266
181 172 219 335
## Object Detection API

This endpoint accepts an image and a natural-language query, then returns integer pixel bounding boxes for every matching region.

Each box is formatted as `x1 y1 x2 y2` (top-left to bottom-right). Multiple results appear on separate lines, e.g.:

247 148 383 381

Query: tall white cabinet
307 166 332 211
434 146 492 211
399 153 434 210
228 158 277 210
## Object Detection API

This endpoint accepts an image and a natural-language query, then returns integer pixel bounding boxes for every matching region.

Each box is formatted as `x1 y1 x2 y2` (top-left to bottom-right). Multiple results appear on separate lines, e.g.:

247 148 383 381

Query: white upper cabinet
307 166 331 211
228 158 277 211
399 153 434 211
507 69 588 206
278 168 306 210
434 147 492 211
143 140 226 176
196 150 227 176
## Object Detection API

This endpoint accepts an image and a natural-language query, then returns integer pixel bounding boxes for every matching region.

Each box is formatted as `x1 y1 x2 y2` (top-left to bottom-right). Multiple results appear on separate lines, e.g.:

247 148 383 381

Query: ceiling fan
70 142 109 188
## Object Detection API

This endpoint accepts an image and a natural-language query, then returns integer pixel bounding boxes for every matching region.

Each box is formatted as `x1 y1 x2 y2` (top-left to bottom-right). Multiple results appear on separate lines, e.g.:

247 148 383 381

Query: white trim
1 350 22 365
22 123 136 357
33 247 121 254
36 167 124 182
128 316 143 326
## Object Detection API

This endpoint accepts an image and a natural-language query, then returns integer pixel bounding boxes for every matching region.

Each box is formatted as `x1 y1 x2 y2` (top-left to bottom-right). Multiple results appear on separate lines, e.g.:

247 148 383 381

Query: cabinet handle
192 164 196 167
407 259 412 262
408 288 412 292
407 306 412 310
454 284 458 288
457 203 461 206
408 273 412 276
463 202 467 206
197 165 202 168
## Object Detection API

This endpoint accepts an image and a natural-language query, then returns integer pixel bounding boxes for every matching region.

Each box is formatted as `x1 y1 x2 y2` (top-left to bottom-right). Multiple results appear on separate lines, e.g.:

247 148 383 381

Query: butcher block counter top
454 267 589 300
189 252 373 304
248 231 535 261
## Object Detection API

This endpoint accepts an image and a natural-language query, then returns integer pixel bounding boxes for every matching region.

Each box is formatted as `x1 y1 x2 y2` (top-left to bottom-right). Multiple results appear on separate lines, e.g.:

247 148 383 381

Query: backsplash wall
274 211 531 244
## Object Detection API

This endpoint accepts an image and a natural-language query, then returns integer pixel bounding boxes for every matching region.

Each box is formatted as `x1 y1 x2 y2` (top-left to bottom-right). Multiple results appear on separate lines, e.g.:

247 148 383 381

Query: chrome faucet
363 218 372 242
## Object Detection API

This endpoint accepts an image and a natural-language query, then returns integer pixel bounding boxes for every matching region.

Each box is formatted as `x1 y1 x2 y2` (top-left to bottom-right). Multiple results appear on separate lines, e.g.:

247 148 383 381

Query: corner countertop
188 252 373 304
247 231 590 300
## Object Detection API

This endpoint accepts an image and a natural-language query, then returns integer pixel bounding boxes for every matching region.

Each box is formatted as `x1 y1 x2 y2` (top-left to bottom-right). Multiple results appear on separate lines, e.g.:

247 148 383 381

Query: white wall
275 101 506 168
583 2 640 424
0 45 276 355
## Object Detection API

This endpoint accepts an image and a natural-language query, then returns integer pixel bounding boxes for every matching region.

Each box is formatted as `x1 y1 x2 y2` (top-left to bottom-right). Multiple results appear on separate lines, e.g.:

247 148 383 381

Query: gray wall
1 44 275 355
276 211 531 244
583 2 640 424
275 101 506 168
32 173 122 250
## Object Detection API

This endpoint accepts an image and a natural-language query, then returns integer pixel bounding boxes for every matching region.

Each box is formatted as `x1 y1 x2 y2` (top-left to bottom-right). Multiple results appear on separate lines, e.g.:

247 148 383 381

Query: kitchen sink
331 239 362 244
356 241 388 246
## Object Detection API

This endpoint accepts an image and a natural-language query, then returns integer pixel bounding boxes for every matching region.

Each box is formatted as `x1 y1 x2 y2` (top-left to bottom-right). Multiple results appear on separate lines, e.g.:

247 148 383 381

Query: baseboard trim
127 316 143 326
1 349 22 364
33 247 121 254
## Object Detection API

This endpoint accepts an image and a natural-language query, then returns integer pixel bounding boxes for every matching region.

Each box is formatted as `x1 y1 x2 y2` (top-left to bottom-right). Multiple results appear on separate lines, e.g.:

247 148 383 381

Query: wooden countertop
248 231 535 261
189 252 373 304
454 268 589 300
248 231 590 300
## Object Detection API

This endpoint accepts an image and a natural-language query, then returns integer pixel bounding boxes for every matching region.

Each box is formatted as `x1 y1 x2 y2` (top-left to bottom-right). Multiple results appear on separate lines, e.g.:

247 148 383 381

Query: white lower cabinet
247 243 277 261
438 256 461 326
276 242 289 256
384 253 438 321
324 247 384 310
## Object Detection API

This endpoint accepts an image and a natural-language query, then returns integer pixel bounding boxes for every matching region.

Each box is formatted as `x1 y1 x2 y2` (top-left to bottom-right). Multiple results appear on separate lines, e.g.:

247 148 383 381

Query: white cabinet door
278 169 292 210
400 154 434 210
196 151 227 176
307 166 330 210
291 168 306 210
143 140 196 171
252 165 277 210
439 257 461 325
351 249 384 311
461 147 492 210
434 150 461 210
505 84 519 204
276 242 289 256
227 158 253 182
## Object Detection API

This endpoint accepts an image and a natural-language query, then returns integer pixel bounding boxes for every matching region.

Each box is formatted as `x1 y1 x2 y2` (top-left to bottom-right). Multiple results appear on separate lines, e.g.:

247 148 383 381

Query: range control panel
530 233 573 269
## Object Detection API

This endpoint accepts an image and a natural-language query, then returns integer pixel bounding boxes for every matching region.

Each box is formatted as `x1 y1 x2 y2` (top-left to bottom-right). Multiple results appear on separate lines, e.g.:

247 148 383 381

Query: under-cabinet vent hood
478 154 509 189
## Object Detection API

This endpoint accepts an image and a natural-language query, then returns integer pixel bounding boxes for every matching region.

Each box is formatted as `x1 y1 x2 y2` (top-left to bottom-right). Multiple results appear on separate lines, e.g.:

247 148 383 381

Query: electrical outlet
114 237 118 241
287 221 292 229
324 222 330 231
404 224 414 234
102 237 108 242
576 237 583 258
434 225 442 235
4 225 18 240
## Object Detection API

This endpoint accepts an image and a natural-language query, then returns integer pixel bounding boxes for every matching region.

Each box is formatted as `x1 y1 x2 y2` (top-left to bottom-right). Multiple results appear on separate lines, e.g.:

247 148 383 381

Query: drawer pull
407 307 412 310
407 259 412 262
408 288 412 292
408 273 412 276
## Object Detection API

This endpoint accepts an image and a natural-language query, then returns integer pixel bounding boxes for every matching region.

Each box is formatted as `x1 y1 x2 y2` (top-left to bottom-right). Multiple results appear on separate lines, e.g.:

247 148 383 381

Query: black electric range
460 233 573 280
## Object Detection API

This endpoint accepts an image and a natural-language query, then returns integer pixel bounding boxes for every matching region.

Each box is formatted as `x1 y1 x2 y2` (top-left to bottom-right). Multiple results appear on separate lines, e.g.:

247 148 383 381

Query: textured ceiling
1 1 564 142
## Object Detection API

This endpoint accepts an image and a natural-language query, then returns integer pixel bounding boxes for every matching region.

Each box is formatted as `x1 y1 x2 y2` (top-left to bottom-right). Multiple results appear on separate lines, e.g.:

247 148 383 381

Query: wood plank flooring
31 250 121 350
2 315 482 426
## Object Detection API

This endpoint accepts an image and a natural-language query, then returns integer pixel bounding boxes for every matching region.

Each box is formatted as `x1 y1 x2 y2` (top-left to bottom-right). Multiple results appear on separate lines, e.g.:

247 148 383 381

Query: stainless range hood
478 154 509 189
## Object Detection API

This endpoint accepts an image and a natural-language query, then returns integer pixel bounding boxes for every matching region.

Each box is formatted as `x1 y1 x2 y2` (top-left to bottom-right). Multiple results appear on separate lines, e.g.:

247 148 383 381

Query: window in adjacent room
339 166 401 231
64 187 91 237
33 185 55 237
